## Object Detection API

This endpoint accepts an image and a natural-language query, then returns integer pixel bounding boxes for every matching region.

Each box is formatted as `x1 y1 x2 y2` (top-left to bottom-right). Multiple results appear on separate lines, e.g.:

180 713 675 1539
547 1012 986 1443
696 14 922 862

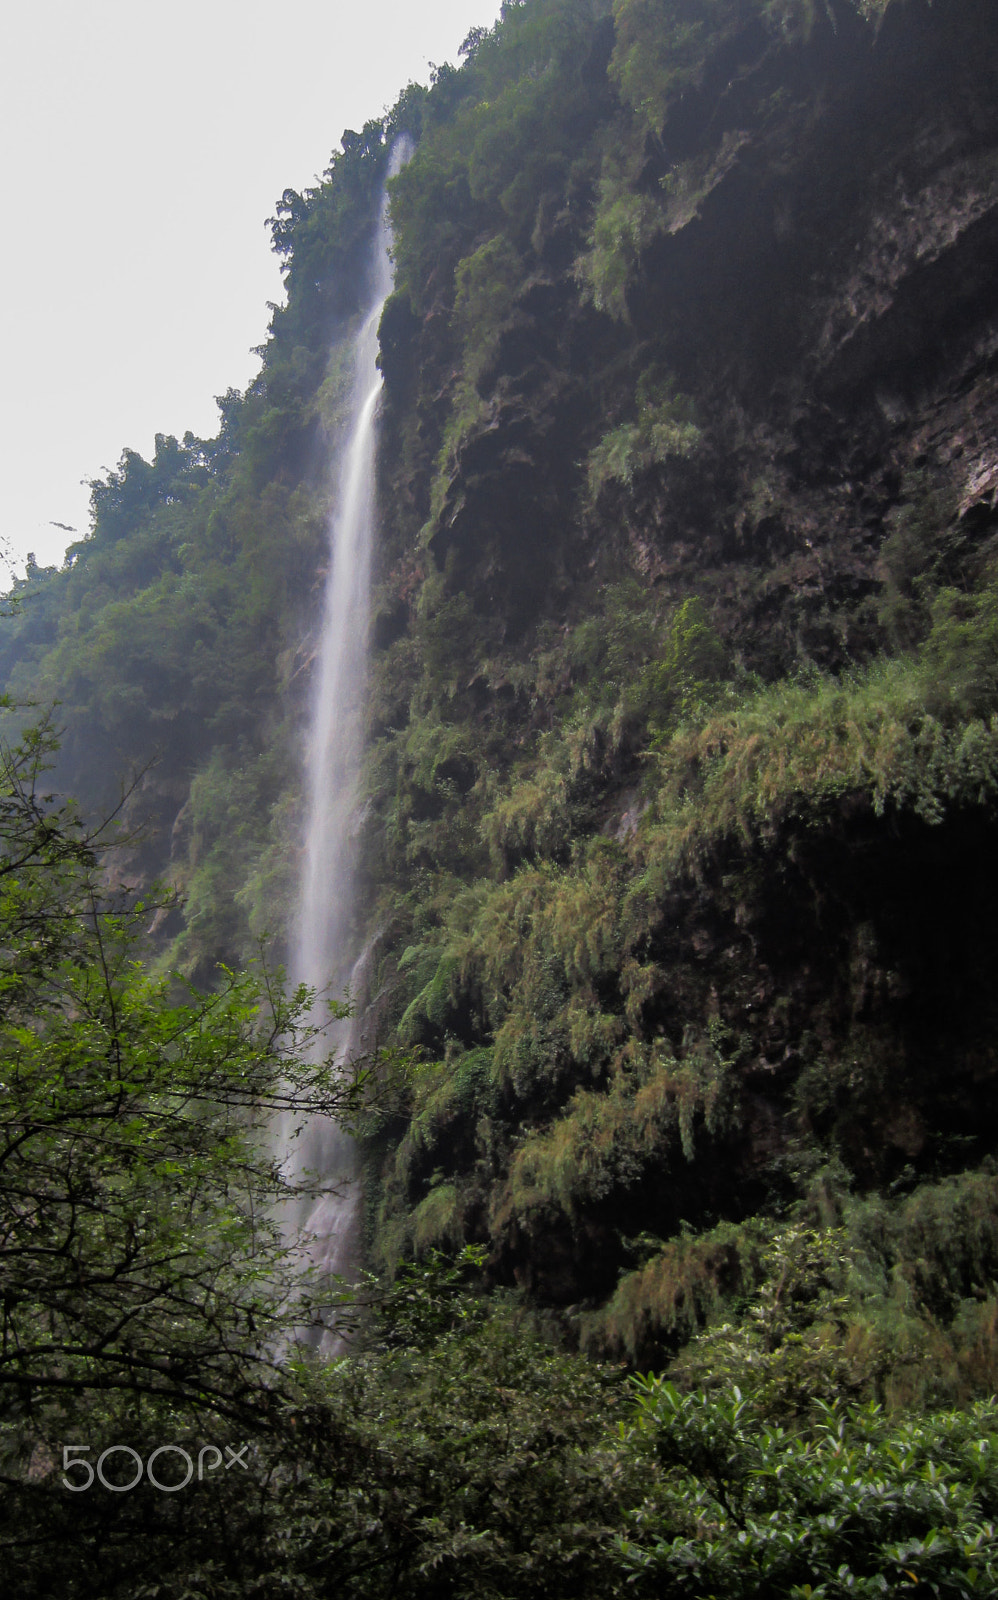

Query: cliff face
360 0 998 1366
5 0 998 1383
386 0 998 670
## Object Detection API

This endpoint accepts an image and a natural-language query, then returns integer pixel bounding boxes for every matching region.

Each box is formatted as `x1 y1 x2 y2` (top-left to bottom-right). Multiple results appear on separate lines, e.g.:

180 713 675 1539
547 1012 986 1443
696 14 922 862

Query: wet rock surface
368 0 998 1325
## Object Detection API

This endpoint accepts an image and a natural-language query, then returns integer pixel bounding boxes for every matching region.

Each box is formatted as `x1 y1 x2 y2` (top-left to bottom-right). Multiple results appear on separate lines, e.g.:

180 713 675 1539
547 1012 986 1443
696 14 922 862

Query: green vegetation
3 0 998 1591
586 370 702 497
369 564 998 1267
8 1224 998 1597
620 1381 998 1596
0 718 381 1437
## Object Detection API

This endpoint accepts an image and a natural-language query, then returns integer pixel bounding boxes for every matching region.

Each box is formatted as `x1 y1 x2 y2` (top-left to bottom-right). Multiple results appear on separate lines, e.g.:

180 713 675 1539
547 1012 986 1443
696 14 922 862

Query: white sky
0 0 499 579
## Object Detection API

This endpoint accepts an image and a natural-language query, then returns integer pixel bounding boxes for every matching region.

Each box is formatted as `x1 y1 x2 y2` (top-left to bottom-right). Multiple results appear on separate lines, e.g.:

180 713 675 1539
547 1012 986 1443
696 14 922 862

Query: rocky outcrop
363 0 998 1341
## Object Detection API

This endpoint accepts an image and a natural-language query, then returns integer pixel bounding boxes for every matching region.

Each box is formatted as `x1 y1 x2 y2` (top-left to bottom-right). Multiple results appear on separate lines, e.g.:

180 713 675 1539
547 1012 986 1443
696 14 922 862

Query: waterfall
284 139 409 1288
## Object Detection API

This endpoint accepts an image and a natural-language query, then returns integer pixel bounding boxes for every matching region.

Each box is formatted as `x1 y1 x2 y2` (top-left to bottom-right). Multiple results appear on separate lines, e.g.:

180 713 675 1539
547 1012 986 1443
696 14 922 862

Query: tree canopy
0 716 378 1447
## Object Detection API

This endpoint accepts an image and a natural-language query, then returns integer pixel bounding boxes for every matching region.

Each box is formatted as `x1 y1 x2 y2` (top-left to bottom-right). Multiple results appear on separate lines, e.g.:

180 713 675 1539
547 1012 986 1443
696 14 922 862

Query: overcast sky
0 0 499 580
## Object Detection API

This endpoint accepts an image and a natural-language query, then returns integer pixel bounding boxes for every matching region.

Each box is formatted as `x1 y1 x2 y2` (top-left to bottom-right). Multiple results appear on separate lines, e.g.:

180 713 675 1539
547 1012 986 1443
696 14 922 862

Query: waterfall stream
284 141 408 1286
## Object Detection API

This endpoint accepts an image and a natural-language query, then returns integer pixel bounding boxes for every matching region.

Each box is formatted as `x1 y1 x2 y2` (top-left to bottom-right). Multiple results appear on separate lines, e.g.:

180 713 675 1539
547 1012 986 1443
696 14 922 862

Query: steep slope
4 0 998 1396
357 0 998 1383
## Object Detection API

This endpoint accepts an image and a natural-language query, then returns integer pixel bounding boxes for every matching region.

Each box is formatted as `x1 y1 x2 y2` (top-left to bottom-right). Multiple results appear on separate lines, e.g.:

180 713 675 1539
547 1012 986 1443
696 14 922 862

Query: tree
0 715 375 1453
617 1380 998 1597
0 724 637 1595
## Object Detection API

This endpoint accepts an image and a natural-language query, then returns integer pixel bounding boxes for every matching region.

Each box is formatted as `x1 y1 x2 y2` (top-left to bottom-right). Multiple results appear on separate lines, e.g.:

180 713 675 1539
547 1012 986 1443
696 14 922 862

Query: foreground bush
620 1380 998 1598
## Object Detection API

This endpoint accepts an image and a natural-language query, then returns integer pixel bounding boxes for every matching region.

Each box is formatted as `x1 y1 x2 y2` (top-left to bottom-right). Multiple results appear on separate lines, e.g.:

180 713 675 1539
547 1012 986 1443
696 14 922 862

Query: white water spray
284 141 409 1282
